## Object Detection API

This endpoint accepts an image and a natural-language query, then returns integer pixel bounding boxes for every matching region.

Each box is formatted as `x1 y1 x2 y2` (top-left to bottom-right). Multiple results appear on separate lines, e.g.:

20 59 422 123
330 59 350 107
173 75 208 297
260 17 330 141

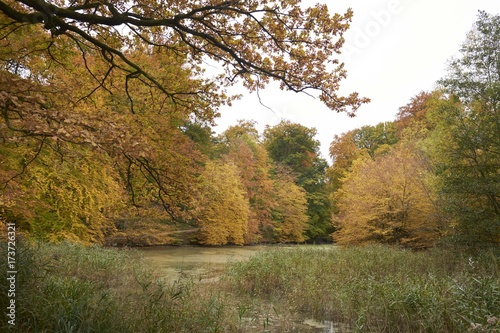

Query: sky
211 0 500 161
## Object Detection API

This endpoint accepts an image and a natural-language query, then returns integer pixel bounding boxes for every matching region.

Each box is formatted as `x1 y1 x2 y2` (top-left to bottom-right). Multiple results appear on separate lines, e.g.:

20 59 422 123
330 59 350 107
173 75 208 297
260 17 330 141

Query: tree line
331 11 499 248
0 0 362 245
0 2 498 247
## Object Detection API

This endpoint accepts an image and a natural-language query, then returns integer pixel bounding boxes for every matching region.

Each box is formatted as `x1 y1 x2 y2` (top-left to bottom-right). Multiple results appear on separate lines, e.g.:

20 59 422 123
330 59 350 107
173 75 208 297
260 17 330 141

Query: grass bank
0 242 499 332
0 241 240 333
226 245 500 332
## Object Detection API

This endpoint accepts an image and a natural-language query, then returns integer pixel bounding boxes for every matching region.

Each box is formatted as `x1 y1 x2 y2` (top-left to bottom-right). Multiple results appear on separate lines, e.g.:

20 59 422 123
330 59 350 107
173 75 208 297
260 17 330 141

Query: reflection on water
139 245 269 282
139 245 340 332
303 319 338 333
141 245 268 264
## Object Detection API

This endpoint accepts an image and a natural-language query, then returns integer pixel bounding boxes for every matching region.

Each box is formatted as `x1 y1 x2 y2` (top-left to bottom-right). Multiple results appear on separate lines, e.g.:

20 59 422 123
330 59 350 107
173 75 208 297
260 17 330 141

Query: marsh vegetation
1 241 498 332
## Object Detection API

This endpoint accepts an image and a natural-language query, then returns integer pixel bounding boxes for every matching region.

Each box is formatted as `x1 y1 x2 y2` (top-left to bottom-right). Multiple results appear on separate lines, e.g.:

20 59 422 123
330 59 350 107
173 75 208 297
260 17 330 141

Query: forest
0 1 498 249
0 1 499 332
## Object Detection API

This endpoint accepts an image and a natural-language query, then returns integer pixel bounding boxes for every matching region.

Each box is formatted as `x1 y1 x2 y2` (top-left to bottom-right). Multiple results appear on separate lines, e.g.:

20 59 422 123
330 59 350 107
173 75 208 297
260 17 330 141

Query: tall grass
0 241 238 333
1 242 498 332
225 245 500 332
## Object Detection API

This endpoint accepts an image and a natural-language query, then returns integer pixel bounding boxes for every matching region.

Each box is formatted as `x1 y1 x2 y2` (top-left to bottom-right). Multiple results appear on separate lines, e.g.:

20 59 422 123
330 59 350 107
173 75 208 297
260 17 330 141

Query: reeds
226 245 500 332
1 242 498 332
0 241 237 332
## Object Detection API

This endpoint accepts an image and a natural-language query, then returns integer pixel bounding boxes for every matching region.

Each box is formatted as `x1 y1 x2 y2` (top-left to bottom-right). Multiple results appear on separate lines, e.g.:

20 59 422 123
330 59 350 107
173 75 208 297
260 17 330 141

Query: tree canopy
439 10 500 105
0 0 369 114
432 11 500 245
330 11 500 248
2 3 498 248
333 140 442 249
0 0 369 237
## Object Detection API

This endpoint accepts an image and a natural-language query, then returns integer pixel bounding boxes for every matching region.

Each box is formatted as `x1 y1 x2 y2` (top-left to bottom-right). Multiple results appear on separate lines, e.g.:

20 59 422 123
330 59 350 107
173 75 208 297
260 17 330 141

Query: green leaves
439 11 500 104
425 96 500 245
424 11 500 245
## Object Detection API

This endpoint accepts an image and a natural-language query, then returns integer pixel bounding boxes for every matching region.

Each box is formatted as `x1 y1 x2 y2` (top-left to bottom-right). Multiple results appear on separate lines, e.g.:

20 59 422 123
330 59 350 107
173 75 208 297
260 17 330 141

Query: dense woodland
0 1 498 248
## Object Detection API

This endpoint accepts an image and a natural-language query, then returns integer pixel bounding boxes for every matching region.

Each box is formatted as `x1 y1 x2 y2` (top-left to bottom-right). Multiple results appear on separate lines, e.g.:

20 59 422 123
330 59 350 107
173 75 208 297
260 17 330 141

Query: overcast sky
211 0 500 161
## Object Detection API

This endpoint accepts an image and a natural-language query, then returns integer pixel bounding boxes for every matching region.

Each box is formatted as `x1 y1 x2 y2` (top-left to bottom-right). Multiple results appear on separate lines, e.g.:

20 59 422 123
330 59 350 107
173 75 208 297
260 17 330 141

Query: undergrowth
0 241 237 333
226 245 500 332
1 242 498 332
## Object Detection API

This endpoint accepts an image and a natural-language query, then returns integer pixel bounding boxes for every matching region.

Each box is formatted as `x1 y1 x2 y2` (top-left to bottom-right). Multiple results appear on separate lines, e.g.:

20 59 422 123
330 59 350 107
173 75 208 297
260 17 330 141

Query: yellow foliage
224 131 276 243
333 142 442 249
0 16 210 241
271 169 308 243
0 143 126 244
196 161 249 245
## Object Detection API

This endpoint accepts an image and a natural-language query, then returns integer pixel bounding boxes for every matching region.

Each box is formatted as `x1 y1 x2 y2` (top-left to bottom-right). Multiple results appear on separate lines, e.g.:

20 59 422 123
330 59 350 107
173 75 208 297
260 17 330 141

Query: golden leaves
0 0 368 114
333 143 441 249
196 160 249 245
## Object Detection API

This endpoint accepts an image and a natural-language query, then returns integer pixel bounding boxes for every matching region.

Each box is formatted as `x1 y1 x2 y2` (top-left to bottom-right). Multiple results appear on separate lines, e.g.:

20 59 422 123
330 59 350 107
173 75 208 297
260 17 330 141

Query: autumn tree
263 120 332 240
195 160 249 245
221 120 275 243
333 141 442 249
219 120 313 243
0 16 212 240
0 0 368 114
394 91 436 134
0 0 369 239
328 122 399 188
327 130 362 192
328 121 399 225
0 143 126 243
270 167 309 243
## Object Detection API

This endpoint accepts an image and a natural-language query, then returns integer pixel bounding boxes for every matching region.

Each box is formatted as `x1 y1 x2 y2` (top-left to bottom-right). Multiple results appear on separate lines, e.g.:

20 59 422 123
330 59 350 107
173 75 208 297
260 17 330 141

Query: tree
220 120 313 243
263 120 332 240
263 120 320 178
270 167 308 243
350 122 398 158
328 122 398 194
195 160 249 245
0 0 369 114
0 143 126 243
1 0 369 235
439 11 500 106
2 38 199 192
328 129 362 192
395 91 436 134
222 120 275 243
333 141 442 249
181 120 217 157
429 11 500 245
220 120 260 144
425 97 500 245
0 16 211 231
328 122 399 228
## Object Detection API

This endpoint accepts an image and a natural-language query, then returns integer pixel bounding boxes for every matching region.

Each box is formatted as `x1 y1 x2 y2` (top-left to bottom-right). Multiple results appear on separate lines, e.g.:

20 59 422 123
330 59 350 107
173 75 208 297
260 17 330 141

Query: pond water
139 245 270 282
139 245 340 332
139 244 336 282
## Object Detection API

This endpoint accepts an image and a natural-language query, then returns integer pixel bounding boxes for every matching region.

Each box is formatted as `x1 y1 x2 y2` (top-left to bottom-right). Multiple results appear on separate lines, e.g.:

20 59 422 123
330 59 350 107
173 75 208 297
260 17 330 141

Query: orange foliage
333 142 442 249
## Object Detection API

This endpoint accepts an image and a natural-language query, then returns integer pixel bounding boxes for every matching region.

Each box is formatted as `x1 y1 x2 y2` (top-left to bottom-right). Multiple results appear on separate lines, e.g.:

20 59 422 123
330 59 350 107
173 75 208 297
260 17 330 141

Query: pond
139 244 337 282
139 245 340 333
139 245 270 282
